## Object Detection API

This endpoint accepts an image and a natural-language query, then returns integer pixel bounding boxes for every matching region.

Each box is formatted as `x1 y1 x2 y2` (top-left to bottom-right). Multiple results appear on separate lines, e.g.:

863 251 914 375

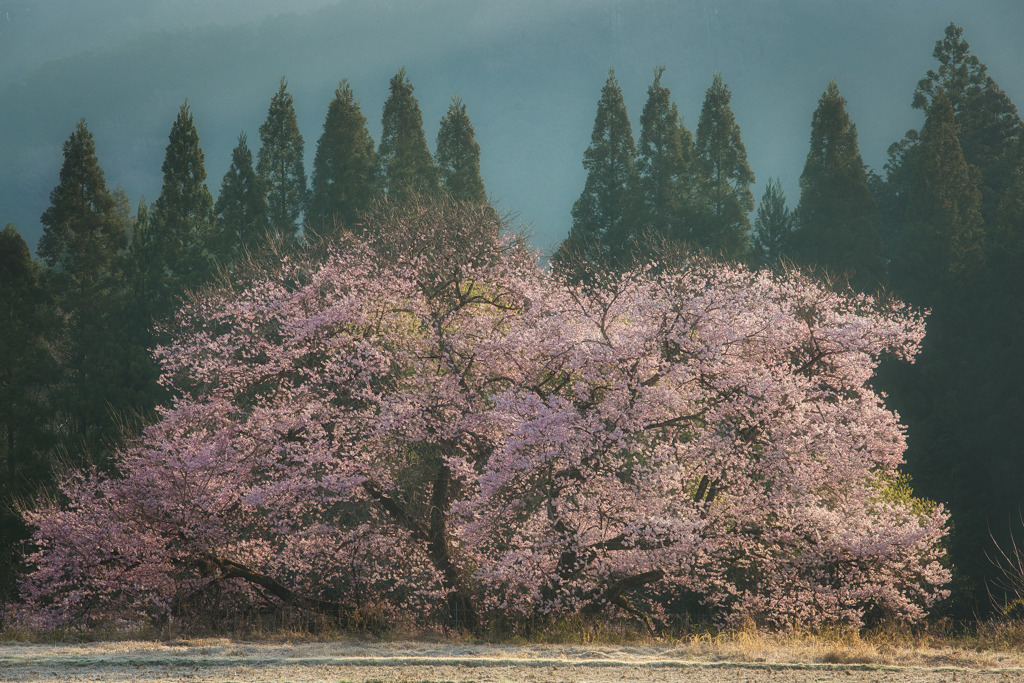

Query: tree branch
206 555 353 623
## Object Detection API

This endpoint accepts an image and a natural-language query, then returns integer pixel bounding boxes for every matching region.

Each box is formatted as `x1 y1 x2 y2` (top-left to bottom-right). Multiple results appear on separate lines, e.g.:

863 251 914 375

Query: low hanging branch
205 556 353 624
581 569 667 614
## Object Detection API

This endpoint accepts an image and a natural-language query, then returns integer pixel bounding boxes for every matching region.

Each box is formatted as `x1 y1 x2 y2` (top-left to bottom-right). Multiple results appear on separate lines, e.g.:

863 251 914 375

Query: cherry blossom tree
17 200 948 630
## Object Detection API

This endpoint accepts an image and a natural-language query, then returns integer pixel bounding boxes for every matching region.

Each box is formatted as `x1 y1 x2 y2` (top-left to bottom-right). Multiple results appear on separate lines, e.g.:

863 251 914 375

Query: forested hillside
2 23 1022 629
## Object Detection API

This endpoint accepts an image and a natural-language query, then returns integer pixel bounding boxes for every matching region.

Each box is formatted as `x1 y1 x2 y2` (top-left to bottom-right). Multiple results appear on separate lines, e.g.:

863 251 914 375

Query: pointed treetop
692 72 754 259
913 23 987 112
912 22 1023 223
554 67 639 279
379 67 440 203
308 79 380 238
257 78 308 241
751 177 794 269
899 92 985 298
214 131 270 263
38 119 125 277
145 100 215 314
793 80 882 291
436 94 487 204
635 65 694 251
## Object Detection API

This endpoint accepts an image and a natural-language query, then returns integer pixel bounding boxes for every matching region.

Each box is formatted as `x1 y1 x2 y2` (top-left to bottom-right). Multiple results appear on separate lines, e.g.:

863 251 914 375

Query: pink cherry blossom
17 205 948 630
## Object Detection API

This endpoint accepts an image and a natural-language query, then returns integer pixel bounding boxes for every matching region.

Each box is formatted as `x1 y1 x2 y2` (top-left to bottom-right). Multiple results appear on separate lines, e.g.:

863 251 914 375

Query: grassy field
3 620 1024 682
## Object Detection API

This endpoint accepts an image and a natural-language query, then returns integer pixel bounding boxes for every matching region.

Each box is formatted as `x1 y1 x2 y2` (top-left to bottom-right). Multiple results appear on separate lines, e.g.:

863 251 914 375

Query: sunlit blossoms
18 202 949 630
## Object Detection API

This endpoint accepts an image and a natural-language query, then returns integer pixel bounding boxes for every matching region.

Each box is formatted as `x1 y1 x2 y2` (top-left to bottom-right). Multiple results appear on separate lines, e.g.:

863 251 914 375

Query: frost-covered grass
4 618 1024 671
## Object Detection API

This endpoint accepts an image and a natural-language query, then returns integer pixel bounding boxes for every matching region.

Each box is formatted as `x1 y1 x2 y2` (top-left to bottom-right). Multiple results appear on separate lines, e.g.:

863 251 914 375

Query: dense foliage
4 22 1024 627
16 202 947 631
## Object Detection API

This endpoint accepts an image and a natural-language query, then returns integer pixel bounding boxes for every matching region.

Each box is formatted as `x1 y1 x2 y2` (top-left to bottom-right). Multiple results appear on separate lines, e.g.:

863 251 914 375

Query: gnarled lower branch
205 555 352 624
581 569 667 614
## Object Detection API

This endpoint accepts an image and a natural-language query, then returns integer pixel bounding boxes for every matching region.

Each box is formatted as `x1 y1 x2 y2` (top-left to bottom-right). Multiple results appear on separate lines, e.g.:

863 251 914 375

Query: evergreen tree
874 130 920 267
308 80 379 239
635 66 694 257
993 158 1024 264
0 224 54 486
38 121 126 286
214 133 269 264
37 121 131 458
553 68 639 279
876 25 1024 618
0 224 55 613
751 178 794 269
791 81 883 291
258 79 308 241
379 68 441 204
894 94 984 304
880 94 988 615
145 101 215 319
913 23 1023 224
692 73 754 260
120 195 164 421
124 196 149 300
436 96 487 204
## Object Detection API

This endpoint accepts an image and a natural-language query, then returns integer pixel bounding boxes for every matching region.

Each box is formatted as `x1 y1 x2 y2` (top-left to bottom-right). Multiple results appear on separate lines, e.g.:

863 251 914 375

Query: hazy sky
2 0 1022 255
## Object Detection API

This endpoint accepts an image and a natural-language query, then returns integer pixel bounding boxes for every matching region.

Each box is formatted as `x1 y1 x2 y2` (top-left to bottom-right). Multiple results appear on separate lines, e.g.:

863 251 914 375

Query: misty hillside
4 1 1020 253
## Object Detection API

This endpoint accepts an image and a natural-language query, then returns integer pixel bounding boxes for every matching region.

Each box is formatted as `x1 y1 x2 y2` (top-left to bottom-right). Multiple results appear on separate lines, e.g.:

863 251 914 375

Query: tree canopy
258 79 308 241
379 69 440 204
691 73 754 260
308 80 379 239
554 68 639 279
214 133 269 264
436 96 487 204
635 66 695 259
791 81 883 291
18 206 947 632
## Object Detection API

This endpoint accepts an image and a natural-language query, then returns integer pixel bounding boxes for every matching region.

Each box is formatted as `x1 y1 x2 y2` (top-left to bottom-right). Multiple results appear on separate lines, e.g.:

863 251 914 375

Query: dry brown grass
659 619 1024 669
4 615 1024 670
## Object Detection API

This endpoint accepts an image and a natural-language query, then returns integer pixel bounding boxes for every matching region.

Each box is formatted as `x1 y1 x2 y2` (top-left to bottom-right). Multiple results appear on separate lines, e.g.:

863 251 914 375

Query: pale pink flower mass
18 209 948 630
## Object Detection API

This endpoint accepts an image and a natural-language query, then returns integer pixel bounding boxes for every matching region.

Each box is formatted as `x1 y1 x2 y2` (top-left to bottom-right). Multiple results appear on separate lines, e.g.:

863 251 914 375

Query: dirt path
2 640 1023 682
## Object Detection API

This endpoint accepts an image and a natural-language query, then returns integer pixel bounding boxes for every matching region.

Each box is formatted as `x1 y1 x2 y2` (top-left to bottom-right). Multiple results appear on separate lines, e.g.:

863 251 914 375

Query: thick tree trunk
361 461 479 631
426 461 479 630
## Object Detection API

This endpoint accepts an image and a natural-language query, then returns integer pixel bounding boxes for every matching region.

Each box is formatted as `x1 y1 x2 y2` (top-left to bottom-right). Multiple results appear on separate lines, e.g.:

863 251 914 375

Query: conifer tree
436 96 487 204
881 93 988 612
913 23 1023 224
258 79 308 241
876 25 1023 616
379 68 440 204
38 121 126 287
0 224 53 485
214 133 269 264
894 94 984 304
0 224 55 612
993 159 1024 265
692 73 754 260
308 81 379 240
635 66 694 256
751 178 794 270
145 102 215 320
554 68 639 279
37 121 131 458
791 81 883 291
874 131 920 267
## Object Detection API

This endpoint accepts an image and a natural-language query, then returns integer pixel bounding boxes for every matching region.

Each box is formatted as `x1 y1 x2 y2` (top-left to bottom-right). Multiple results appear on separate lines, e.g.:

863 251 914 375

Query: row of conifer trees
0 68 491 614
554 24 1024 617
3 23 1024 620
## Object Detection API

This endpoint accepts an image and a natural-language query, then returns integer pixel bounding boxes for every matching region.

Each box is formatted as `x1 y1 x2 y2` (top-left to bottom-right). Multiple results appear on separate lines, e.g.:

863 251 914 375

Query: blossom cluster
18 206 948 629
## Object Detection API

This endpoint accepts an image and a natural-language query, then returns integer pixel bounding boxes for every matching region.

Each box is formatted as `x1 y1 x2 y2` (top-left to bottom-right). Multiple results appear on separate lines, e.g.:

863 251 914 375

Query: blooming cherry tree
18 202 948 630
